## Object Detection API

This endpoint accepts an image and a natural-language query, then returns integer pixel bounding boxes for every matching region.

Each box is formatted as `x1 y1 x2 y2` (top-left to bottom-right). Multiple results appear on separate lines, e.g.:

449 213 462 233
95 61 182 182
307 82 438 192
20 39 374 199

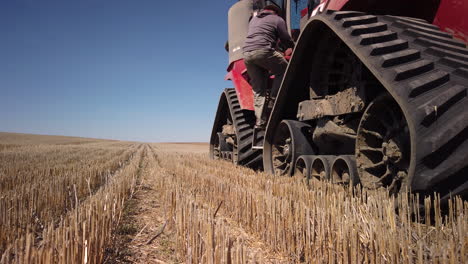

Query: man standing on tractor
243 1 294 130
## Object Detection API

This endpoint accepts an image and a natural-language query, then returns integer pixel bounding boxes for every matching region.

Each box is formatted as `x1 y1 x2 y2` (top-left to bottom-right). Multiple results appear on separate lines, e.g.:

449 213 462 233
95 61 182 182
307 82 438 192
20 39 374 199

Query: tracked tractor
210 0 468 200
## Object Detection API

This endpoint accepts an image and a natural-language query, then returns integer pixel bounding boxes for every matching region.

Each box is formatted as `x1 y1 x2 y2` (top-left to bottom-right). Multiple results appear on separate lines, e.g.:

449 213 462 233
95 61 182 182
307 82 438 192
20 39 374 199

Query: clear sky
0 0 239 142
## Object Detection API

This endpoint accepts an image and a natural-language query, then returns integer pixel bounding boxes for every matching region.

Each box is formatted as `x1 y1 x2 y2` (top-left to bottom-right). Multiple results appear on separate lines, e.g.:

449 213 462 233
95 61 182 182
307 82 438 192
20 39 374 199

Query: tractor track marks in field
105 144 179 264
1 139 145 263
107 146 289 263
159 155 293 263
0 142 142 257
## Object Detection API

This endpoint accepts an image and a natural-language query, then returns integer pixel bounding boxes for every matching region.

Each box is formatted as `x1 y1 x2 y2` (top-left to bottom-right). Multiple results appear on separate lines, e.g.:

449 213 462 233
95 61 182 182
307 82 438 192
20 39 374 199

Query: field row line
0 144 148 263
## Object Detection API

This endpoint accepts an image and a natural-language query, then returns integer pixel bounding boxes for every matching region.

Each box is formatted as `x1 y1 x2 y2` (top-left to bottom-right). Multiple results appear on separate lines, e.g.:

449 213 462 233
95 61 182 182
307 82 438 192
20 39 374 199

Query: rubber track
223 88 263 168
314 11 468 192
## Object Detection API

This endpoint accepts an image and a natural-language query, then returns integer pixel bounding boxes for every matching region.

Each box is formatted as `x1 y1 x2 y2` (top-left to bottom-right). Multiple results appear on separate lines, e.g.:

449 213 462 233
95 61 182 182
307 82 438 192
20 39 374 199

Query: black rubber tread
403 29 466 48
421 102 468 152
333 11 364 20
369 39 408 55
359 30 398 45
393 20 453 39
223 88 263 168
386 15 429 24
414 38 468 55
439 57 468 69
418 84 466 127
237 124 251 133
309 11 468 192
350 22 387 36
342 15 378 27
238 131 253 141
407 70 450 97
453 68 468 80
388 16 439 30
393 59 434 81
380 49 421 67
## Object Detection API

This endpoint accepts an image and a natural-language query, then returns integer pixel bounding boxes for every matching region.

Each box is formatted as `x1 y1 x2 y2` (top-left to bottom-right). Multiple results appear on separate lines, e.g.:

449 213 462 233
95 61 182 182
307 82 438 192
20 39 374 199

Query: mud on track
108 143 467 264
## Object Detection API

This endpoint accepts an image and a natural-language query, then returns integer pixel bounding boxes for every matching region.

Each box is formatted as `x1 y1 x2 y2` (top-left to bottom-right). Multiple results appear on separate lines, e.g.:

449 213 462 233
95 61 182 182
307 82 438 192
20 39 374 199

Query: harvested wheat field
0 132 466 264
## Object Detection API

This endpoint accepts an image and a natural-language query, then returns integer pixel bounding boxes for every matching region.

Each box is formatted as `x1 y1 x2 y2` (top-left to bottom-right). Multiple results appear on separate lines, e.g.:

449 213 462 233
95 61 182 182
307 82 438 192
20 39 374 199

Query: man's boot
252 96 275 149
267 96 276 109
255 118 267 130
252 117 266 149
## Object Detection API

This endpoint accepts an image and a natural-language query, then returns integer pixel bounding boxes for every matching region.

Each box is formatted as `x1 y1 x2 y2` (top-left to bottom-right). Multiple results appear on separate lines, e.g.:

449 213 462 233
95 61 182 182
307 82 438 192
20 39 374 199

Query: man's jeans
243 49 288 125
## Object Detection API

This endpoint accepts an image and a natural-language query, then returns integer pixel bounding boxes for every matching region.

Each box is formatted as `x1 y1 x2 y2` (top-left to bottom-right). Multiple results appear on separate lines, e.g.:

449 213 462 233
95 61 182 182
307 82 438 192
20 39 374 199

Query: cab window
271 0 284 9
290 0 309 30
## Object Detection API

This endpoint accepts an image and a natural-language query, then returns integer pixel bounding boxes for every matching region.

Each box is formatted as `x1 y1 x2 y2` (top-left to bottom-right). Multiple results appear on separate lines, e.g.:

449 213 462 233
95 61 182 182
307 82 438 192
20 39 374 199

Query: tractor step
251 127 264 149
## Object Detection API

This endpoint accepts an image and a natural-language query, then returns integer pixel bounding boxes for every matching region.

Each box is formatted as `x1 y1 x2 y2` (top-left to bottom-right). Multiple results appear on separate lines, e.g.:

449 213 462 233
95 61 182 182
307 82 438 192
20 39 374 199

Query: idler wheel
271 120 315 176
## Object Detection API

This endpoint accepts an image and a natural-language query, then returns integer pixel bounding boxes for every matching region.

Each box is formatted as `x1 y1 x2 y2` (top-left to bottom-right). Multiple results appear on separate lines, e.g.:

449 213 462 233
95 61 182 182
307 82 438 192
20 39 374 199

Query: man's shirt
243 10 294 53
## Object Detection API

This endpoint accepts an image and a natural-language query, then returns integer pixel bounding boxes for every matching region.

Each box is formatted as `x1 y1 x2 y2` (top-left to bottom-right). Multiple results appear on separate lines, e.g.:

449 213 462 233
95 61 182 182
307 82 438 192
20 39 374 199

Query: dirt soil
105 146 180 263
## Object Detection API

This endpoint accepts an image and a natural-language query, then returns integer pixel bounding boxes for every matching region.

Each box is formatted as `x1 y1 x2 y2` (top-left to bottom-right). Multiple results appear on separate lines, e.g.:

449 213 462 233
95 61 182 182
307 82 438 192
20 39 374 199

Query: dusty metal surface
297 87 365 121
222 124 235 136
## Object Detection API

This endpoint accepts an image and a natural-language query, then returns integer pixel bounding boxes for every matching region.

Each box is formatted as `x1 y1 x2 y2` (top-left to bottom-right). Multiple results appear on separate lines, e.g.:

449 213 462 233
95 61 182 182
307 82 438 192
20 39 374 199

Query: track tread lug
439 57 468 69
333 11 364 20
393 20 453 39
419 144 468 183
453 68 468 79
385 16 438 29
380 49 421 68
393 59 434 81
408 70 450 97
404 29 466 48
342 15 378 27
417 85 467 127
359 30 398 45
350 22 387 36
415 37 468 56
426 47 468 62
369 39 409 55
421 104 468 168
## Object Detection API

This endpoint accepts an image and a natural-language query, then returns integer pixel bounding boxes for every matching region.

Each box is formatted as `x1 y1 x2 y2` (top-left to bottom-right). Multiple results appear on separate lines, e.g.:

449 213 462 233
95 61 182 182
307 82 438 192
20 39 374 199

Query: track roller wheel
294 155 314 179
213 133 230 160
311 156 334 182
356 95 410 193
331 155 360 185
271 120 315 176
212 133 221 160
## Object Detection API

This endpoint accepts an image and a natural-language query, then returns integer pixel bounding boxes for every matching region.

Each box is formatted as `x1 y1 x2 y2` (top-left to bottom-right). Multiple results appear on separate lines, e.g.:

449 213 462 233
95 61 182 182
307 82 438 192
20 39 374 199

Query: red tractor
210 0 468 200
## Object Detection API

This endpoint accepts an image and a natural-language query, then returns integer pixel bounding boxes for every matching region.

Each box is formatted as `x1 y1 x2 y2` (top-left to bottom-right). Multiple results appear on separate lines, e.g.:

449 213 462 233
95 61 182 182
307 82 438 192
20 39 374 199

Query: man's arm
276 18 295 49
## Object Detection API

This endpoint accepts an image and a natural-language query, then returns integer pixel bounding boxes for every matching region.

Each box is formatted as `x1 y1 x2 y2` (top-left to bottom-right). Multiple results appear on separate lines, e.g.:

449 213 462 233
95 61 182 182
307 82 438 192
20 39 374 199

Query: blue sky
0 0 238 142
